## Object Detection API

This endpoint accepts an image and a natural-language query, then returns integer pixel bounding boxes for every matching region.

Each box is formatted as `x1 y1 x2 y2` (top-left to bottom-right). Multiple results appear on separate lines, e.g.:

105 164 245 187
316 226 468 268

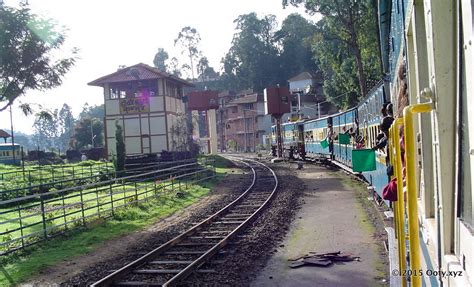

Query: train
272 82 390 198
271 1 473 286
0 143 22 165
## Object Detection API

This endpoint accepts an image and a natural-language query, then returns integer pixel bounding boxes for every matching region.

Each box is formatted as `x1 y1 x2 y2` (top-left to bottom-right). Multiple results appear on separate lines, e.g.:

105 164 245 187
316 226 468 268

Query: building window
232 107 237 113
109 88 119 99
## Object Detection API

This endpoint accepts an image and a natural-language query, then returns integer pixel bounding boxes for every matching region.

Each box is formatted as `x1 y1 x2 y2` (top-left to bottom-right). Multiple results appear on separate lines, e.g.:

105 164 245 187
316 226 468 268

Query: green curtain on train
352 149 376 172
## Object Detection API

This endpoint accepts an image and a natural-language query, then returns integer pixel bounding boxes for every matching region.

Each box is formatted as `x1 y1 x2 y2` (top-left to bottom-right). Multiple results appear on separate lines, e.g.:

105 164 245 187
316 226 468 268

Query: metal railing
0 159 197 201
0 158 215 256
389 117 406 287
0 162 113 193
389 103 433 287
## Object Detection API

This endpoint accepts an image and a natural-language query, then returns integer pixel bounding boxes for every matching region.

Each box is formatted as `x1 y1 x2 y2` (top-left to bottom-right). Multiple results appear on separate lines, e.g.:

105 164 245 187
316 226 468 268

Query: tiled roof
228 94 258 105
0 129 10 138
88 63 193 87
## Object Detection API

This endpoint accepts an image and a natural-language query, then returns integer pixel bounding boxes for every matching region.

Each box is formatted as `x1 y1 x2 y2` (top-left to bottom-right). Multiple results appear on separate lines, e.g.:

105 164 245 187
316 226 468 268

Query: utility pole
90 119 95 148
243 109 247 152
9 105 16 164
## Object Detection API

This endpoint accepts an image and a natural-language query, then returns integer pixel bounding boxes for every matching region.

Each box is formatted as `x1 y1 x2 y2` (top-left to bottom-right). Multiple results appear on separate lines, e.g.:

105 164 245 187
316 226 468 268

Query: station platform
251 163 388 286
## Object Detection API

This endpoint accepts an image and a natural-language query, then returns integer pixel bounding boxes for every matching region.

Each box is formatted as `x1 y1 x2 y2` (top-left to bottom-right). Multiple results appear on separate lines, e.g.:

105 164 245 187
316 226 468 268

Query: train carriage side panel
356 83 389 199
303 117 331 158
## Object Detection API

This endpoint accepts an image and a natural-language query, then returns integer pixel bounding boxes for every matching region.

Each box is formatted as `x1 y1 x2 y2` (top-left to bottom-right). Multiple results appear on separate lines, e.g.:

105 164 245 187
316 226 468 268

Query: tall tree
197 57 210 80
0 5 77 112
58 103 75 151
283 0 381 102
32 112 54 150
153 48 169 71
79 103 104 121
274 13 318 81
168 57 182 77
174 26 202 79
221 13 280 92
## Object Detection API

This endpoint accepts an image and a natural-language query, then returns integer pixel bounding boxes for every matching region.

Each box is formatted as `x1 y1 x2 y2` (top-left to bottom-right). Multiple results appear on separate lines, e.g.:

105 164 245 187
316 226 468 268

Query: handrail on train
389 117 406 287
404 103 433 287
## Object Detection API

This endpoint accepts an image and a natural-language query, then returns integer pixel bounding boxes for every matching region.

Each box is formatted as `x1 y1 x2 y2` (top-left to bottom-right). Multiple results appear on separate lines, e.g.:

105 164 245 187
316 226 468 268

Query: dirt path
251 163 388 286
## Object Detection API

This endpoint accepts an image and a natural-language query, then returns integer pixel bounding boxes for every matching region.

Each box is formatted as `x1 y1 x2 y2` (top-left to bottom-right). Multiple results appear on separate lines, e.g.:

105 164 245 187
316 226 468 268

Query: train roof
303 114 331 123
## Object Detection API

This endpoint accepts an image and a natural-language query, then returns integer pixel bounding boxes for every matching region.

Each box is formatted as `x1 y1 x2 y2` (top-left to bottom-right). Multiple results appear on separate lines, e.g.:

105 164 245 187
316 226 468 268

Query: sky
0 0 312 135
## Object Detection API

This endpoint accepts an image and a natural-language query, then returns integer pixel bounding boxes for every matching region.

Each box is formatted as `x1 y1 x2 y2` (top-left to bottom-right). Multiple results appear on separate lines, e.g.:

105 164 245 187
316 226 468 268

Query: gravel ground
183 162 305 286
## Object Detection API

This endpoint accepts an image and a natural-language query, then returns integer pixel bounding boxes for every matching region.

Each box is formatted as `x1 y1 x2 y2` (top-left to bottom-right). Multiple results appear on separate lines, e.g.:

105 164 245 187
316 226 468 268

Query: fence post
17 203 25 249
62 192 67 230
40 195 48 240
213 158 216 177
109 182 115 217
79 188 86 227
134 182 138 202
96 186 100 218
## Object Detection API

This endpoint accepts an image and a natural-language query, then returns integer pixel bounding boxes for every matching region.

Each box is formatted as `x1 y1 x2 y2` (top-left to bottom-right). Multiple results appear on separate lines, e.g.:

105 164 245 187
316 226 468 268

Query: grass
0 155 232 286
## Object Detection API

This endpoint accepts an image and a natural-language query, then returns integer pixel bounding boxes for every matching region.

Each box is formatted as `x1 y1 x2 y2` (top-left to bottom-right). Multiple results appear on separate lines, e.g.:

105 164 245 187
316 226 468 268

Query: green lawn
0 155 234 286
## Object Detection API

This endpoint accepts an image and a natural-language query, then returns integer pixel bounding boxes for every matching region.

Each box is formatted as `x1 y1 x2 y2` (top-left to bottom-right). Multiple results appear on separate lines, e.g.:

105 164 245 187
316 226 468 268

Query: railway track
91 157 278 286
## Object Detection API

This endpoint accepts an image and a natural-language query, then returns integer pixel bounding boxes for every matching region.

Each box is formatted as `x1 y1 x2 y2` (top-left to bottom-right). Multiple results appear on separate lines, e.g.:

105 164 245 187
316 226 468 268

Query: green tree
0 5 77 112
58 103 75 151
283 0 381 103
72 118 103 149
174 26 202 79
79 103 104 121
275 13 318 82
32 112 54 150
221 13 280 92
153 48 169 71
114 121 125 175
168 57 182 77
197 57 209 80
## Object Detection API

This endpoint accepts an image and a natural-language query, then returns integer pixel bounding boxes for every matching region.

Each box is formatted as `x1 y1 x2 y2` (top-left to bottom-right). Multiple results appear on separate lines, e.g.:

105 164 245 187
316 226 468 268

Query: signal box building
89 63 193 159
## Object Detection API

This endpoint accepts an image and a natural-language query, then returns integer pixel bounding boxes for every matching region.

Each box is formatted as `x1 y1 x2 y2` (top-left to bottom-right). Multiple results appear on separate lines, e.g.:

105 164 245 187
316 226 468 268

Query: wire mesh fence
0 158 215 256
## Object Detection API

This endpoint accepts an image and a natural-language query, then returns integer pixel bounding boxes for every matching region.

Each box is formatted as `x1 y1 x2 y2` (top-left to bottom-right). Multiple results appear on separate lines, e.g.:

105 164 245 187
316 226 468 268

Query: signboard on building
120 97 150 114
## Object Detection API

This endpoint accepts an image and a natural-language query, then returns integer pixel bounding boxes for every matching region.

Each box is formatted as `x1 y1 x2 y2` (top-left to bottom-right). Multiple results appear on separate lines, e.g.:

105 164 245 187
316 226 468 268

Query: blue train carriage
0 143 22 165
355 82 389 199
331 108 357 167
281 120 306 159
303 116 332 161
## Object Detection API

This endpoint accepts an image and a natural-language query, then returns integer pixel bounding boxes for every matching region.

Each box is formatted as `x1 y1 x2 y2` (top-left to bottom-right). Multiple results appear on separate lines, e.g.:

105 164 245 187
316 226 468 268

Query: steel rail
163 158 278 286
91 158 260 286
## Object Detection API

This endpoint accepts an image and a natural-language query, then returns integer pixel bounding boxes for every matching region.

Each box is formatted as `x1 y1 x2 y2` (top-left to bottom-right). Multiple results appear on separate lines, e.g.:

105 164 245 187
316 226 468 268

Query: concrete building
88 63 193 159
222 91 272 152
